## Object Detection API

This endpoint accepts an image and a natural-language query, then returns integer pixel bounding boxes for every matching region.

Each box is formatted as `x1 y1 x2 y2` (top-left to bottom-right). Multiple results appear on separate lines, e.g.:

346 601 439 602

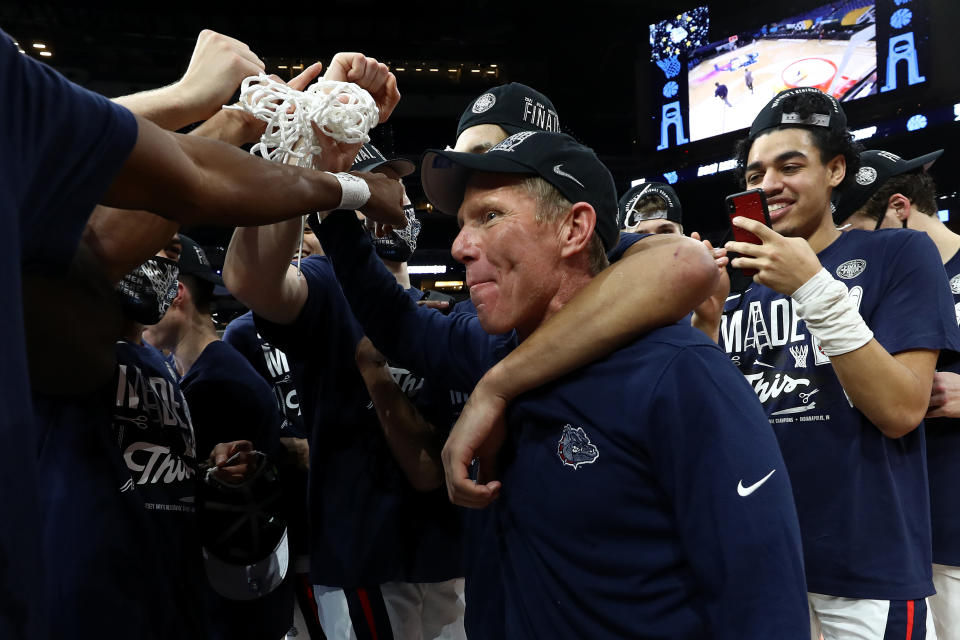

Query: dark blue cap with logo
833 148 943 223
456 83 561 139
617 182 683 229
749 87 846 139
421 131 619 251
350 142 415 177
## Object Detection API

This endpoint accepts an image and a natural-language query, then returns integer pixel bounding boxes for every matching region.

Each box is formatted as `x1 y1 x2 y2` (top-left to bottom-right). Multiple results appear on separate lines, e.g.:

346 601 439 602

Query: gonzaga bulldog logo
557 425 599 469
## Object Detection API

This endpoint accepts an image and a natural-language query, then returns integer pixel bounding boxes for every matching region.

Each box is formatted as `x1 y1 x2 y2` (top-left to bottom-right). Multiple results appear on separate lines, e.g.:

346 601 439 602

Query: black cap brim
834 148 944 224
358 158 416 178
900 149 943 173
185 269 225 287
421 149 539 216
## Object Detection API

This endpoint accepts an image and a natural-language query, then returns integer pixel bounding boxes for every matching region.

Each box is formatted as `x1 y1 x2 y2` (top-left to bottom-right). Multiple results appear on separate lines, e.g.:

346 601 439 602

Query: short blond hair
516 176 609 274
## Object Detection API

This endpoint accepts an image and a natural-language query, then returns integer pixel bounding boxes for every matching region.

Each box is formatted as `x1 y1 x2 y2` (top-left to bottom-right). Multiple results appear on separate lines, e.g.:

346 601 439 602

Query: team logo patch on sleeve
836 259 866 280
557 425 599 469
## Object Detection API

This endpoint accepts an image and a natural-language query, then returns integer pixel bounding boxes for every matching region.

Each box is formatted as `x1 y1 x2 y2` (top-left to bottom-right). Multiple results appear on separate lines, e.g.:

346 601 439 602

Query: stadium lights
939 210 950 222
718 159 737 172
408 265 447 275
630 178 647 187
39 51 52 57
851 126 878 141
32 43 45 49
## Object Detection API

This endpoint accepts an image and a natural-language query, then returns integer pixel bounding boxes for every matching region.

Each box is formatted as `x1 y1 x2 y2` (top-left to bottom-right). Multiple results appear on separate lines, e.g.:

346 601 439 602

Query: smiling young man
696 88 960 639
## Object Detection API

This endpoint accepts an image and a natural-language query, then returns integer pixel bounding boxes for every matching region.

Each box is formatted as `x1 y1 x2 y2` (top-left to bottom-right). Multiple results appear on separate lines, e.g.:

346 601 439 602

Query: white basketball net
225 73 380 168
225 74 379 276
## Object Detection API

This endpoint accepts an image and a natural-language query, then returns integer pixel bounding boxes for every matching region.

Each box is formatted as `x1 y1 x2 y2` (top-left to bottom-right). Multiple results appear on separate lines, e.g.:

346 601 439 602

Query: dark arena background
4 0 957 316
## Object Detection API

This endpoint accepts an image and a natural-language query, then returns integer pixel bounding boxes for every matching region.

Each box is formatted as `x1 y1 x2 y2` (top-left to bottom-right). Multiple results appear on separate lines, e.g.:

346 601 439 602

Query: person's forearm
358 362 444 491
189 107 260 146
830 344 937 438
113 83 204 132
479 234 718 402
223 219 305 324
82 207 179 283
102 115 343 227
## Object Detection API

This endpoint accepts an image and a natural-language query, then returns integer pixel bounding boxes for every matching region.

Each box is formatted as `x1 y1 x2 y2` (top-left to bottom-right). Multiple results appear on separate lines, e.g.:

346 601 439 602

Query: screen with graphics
687 1 877 141
650 7 709 61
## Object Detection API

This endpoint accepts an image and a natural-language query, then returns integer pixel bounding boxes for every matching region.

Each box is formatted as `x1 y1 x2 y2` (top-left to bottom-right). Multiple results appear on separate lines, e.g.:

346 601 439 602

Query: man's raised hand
324 52 401 122
177 29 265 123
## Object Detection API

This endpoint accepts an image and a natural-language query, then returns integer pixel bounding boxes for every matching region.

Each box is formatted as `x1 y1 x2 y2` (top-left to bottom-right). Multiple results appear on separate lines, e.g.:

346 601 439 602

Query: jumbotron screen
650 7 709 61
686 1 877 141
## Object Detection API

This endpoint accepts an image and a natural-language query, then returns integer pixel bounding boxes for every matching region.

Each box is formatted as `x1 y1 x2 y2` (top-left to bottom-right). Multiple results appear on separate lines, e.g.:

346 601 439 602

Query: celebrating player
835 147 960 640
697 88 960 638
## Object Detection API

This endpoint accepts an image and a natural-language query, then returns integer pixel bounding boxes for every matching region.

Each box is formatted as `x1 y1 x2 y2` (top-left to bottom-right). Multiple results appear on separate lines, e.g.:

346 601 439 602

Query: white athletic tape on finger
225 73 379 168
791 268 873 356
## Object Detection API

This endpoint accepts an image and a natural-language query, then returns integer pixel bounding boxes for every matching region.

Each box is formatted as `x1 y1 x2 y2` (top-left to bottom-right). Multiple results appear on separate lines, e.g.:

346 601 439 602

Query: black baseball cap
421 131 619 251
833 148 943 223
618 182 683 229
749 87 846 139
178 235 224 286
351 142 415 177
456 83 561 139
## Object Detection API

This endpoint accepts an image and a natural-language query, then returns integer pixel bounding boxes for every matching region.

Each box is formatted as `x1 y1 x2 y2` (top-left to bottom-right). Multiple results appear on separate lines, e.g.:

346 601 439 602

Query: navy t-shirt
928 249 960 566
316 213 809 638
35 340 203 638
719 228 960 599
180 339 283 462
2 29 137 638
499 324 808 639
222 311 311 559
222 311 306 439
254 255 460 586
606 230 646 263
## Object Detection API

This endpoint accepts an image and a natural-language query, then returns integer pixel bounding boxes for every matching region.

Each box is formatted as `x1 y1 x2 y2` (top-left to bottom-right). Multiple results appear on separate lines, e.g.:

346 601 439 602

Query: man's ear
172 281 188 307
826 154 846 188
559 202 597 259
887 193 913 223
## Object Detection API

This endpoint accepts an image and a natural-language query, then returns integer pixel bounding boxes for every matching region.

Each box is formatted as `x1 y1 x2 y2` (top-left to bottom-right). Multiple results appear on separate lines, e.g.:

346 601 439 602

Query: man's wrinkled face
743 128 844 239
453 124 510 154
451 173 563 338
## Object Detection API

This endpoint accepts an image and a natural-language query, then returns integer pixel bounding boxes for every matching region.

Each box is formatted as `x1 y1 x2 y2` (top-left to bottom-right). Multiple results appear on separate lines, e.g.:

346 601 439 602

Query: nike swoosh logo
737 469 776 497
553 164 585 188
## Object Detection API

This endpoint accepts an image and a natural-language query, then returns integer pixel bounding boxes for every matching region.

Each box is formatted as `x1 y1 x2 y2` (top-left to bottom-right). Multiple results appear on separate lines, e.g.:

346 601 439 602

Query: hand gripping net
226 74 381 274
226 73 380 167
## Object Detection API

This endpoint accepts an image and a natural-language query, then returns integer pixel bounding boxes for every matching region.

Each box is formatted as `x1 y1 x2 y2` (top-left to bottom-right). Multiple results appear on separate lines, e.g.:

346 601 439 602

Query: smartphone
725 189 771 276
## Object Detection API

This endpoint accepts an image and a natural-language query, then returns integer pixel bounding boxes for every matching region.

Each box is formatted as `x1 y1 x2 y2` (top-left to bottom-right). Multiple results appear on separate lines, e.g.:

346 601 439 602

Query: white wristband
791 268 873 356
326 172 371 210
